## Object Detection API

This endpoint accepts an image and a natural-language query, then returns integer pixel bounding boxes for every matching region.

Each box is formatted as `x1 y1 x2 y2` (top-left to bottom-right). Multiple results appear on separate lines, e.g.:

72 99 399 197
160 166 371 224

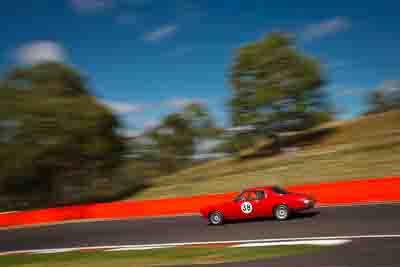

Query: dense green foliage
367 80 400 114
138 103 219 174
182 103 218 138
0 63 136 210
228 33 331 130
149 113 196 173
224 32 332 153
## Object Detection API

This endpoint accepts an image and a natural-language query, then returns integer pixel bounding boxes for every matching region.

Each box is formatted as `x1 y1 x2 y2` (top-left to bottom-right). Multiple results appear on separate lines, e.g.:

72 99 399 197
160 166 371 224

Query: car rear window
272 186 288 195
255 191 265 200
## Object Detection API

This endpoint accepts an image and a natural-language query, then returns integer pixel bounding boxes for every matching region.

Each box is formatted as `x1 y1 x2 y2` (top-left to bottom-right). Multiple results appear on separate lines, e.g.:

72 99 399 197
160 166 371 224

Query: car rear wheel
208 211 224 225
274 205 290 220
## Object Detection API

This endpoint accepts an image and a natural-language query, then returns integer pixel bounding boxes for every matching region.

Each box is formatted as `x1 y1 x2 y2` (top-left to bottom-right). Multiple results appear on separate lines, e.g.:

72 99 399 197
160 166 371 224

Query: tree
367 90 387 114
0 63 128 209
140 103 220 172
367 80 400 114
4 62 89 96
182 103 218 138
149 113 195 173
228 33 331 132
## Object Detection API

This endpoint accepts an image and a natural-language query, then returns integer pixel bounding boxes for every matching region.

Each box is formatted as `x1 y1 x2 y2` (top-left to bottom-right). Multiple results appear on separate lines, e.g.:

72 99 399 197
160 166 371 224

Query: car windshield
234 191 246 201
272 186 288 195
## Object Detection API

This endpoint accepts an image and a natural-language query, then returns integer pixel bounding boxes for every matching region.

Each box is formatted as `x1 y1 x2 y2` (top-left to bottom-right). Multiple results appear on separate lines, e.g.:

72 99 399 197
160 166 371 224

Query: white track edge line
231 239 352 247
1 234 400 255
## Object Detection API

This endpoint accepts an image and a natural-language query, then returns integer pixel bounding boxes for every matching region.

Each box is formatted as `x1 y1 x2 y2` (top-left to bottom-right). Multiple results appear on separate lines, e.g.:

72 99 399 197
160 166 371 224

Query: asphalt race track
182 238 400 267
1 203 400 266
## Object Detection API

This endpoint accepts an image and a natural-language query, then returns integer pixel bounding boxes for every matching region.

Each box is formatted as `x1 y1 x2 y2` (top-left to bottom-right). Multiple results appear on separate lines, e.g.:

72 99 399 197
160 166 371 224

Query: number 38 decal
240 202 253 214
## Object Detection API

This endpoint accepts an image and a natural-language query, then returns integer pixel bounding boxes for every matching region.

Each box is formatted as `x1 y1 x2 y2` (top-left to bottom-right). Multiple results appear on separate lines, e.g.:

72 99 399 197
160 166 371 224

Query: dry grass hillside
131 111 400 200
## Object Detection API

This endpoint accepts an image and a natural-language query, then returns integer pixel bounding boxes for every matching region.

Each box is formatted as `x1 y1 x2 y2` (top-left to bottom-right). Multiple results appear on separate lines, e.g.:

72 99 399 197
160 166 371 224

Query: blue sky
1 0 399 135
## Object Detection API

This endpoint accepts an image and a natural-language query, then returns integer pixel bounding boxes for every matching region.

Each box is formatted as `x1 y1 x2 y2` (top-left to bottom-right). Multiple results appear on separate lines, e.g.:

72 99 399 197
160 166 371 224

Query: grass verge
1 246 323 267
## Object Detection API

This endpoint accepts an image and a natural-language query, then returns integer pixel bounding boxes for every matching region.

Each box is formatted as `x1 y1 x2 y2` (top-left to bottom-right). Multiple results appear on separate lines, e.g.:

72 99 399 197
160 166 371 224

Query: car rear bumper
305 202 315 210
294 200 315 212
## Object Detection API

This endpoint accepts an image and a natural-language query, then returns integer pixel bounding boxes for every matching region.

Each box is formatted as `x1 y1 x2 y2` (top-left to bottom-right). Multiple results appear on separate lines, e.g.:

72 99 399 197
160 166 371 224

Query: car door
257 189 275 217
234 191 265 219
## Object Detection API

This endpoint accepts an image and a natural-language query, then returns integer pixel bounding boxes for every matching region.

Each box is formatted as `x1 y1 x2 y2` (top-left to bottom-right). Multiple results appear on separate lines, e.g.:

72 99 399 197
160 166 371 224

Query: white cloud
120 129 141 138
16 41 66 65
336 88 364 97
143 119 159 130
302 17 350 41
101 100 145 114
165 98 203 109
69 0 114 14
331 84 370 98
143 24 178 42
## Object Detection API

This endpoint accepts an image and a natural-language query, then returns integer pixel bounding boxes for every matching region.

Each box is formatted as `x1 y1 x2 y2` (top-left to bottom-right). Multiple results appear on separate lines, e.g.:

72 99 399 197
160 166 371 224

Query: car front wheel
274 205 290 220
208 211 224 225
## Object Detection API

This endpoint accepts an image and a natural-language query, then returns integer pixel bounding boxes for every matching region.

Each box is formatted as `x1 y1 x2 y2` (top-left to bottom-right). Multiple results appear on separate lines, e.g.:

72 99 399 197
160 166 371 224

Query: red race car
200 186 316 225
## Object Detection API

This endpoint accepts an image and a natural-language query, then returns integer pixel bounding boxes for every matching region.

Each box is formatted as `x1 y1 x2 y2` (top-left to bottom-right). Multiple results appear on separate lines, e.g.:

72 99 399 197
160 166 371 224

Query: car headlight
303 199 311 205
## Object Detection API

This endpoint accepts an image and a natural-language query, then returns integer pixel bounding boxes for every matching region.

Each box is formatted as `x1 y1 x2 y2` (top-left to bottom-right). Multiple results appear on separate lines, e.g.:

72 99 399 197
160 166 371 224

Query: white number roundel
240 202 253 214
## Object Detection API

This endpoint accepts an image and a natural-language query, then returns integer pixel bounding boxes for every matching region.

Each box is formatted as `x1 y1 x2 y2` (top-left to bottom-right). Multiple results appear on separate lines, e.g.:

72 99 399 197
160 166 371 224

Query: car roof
243 186 274 191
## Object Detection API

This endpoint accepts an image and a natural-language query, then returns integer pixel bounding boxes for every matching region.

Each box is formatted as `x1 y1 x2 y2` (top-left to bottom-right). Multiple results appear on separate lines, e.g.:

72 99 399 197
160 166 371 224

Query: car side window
235 190 266 201
245 191 265 200
255 191 266 200
247 191 258 200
